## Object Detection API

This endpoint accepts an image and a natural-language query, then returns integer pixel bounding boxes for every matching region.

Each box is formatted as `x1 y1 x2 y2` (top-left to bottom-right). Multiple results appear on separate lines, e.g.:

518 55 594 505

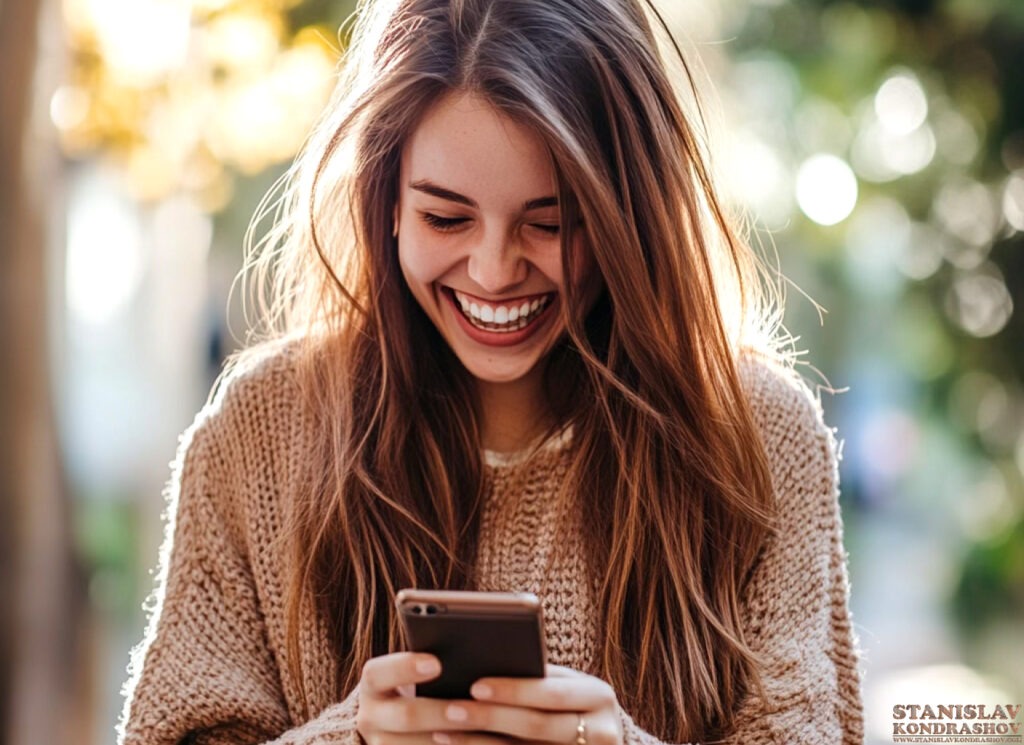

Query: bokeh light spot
90 0 191 86
722 133 793 227
934 179 1000 247
875 72 929 135
796 154 859 226
50 85 90 131
897 222 945 280
944 270 1013 338
1003 172 1024 231
934 105 980 166
66 179 145 326
202 11 281 75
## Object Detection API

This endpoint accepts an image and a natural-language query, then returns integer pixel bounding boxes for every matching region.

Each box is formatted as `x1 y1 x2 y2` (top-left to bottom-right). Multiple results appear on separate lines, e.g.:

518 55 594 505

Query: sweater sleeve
616 361 864 745
117 391 363 745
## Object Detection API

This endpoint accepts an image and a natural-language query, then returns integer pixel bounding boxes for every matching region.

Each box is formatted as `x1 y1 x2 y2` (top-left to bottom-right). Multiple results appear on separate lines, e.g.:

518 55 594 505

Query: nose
466 228 528 295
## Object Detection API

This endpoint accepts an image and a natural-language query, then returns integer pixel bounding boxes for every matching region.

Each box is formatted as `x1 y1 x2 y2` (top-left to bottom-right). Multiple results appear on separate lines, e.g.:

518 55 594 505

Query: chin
453 352 546 386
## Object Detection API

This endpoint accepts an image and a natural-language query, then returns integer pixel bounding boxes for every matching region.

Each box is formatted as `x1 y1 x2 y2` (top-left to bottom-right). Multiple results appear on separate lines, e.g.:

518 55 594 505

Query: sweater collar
483 424 573 468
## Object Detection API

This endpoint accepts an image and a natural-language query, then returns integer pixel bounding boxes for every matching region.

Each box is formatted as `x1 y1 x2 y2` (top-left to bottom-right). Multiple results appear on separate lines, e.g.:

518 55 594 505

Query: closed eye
421 212 470 232
530 223 560 235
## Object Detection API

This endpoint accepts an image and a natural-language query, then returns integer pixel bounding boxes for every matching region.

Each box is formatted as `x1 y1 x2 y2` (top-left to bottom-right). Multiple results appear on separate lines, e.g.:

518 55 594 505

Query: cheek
535 236 584 290
398 232 450 288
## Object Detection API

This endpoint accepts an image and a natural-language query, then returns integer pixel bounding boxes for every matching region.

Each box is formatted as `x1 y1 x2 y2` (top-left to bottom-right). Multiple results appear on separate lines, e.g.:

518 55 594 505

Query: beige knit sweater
118 345 864 744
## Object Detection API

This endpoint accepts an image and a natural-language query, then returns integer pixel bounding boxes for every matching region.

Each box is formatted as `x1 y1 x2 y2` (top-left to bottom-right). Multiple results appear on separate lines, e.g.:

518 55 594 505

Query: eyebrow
409 179 558 212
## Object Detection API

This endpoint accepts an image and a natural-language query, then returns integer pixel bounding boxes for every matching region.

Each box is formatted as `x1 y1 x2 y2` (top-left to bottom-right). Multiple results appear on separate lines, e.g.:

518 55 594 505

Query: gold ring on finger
575 714 587 745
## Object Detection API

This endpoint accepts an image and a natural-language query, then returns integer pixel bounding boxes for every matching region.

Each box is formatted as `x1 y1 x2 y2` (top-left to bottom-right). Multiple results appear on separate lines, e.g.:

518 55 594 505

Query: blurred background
1 0 1022 743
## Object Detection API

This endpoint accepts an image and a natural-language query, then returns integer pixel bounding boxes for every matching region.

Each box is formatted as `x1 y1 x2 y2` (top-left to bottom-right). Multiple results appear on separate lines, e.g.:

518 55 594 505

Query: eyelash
419 212 561 236
420 213 469 232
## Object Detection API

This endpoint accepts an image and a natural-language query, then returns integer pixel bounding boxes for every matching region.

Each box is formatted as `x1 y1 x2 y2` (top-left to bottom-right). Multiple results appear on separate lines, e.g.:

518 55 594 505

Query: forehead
400 91 556 207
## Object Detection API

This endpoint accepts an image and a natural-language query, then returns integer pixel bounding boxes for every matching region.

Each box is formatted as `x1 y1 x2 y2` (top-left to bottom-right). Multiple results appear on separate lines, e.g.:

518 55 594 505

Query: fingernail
470 683 492 700
416 658 440 676
446 704 468 722
433 734 452 745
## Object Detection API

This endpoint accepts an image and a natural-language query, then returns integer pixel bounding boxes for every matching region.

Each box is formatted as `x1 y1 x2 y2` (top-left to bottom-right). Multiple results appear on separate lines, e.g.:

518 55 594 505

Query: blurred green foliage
731 0 1024 631
954 516 1024 633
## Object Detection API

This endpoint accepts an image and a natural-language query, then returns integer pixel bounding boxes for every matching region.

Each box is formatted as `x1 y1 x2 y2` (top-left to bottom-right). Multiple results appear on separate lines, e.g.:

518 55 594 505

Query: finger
368 698 564 739
434 702 582 743
429 732 510 745
469 674 616 712
363 697 473 733
359 732 438 745
545 664 582 678
361 653 442 698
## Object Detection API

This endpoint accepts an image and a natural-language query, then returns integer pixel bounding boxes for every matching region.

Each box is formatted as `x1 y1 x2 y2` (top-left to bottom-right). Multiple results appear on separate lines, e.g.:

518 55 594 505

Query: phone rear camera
426 605 437 615
412 605 424 615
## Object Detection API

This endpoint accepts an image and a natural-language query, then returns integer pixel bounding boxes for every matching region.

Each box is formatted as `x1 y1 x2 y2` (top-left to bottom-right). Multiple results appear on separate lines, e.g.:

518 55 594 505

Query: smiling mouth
445 288 554 333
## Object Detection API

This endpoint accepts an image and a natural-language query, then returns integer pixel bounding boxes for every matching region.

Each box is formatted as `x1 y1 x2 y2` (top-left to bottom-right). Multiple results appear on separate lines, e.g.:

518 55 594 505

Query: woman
119 0 864 743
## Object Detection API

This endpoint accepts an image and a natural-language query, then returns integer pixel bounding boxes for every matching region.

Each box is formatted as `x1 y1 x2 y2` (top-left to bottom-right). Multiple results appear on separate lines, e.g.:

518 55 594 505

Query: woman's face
396 91 596 387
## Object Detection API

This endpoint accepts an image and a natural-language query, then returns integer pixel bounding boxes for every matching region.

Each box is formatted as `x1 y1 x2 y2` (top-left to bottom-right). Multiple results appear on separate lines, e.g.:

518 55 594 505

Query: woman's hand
437 664 624 745
357 656 624 745
357 652 454 744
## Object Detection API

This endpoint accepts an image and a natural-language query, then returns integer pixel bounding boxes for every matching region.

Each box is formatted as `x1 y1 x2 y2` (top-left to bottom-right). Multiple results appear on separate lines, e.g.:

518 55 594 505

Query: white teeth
451 290 550 332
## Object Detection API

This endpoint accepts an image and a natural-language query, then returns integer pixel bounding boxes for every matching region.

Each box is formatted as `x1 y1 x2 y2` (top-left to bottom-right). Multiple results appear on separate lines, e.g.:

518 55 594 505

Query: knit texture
118 345 864 745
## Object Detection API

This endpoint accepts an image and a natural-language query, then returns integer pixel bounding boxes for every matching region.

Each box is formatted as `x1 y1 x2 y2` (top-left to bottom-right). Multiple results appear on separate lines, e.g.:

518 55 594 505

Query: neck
476 366 550 453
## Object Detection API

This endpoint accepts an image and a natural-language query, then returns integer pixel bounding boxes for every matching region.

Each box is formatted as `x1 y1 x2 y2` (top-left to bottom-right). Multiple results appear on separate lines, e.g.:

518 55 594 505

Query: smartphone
395 589 547 699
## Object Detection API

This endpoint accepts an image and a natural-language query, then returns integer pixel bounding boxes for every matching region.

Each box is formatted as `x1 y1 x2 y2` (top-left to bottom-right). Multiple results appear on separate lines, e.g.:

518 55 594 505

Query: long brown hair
237 0 783 740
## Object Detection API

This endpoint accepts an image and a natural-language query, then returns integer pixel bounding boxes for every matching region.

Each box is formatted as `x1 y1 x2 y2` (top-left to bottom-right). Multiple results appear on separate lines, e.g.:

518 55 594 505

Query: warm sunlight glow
88 0 191 86
66 183 144 326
